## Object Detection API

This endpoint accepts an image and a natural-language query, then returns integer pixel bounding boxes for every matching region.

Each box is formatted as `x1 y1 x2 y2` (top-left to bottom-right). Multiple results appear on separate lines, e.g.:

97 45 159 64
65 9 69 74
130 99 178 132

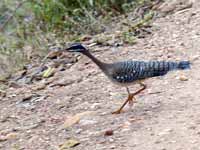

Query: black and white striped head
66 43 88 53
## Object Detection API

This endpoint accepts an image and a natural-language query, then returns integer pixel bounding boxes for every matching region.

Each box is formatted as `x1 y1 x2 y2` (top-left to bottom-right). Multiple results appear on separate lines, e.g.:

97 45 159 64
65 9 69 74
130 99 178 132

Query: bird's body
66 43 191 114
104 60 190 86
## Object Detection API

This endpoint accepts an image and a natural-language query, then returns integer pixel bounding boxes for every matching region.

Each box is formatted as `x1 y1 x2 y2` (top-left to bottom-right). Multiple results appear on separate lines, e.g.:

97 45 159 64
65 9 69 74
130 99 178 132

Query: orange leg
112 82 146 114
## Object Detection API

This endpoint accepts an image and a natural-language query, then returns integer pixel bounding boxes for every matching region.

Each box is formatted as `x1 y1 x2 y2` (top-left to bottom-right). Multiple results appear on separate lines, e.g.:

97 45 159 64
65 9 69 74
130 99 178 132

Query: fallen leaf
42 67 55 78
6 133 18 140
59 139 80 150
0 133 18 142
74 111 95 118
63 111 95 128
63 115 80 128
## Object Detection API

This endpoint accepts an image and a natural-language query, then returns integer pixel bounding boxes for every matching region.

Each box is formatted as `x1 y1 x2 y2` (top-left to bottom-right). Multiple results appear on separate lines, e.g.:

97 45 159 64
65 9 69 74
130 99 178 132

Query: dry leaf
75 111 94 118
59 139 80 150
63 115 80 128
0 133 18 142
6 133 18 140
42 67 55 78
63 111 94 128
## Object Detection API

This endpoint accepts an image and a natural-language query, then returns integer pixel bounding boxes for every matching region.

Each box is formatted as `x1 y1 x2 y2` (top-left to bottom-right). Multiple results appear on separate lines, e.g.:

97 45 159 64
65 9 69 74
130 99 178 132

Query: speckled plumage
107 60 190 84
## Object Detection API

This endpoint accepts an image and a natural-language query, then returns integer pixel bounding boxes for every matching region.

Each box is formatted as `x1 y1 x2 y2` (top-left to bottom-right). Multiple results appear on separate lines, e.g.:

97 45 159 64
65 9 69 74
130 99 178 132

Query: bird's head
66 43 88 53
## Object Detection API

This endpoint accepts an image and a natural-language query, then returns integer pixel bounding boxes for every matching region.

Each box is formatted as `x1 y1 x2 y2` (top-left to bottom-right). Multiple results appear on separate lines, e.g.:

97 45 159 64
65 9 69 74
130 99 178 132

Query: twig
0 1 27 32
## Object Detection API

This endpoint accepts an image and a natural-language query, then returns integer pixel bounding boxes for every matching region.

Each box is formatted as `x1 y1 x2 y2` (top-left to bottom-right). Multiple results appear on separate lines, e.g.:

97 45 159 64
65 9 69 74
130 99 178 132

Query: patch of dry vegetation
0 0 159 80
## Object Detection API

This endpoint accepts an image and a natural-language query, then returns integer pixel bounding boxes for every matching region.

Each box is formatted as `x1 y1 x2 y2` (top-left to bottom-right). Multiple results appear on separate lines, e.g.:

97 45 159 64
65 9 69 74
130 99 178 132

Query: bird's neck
81 50 108 71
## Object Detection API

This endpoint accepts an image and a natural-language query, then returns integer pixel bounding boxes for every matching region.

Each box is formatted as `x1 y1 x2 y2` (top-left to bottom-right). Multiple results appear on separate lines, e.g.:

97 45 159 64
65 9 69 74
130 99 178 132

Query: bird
66 43 190 114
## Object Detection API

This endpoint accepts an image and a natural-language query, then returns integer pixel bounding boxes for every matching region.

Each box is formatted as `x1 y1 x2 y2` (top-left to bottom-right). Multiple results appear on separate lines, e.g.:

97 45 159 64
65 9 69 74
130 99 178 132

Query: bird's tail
177 61 191 70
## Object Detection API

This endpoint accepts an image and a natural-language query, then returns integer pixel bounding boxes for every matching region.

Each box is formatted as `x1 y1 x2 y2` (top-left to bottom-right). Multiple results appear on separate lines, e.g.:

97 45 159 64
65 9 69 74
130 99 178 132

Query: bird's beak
65 47 74 52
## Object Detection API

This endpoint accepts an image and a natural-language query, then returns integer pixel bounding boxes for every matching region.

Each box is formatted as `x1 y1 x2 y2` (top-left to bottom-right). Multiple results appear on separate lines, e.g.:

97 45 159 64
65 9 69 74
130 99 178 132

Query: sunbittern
66 43 190 114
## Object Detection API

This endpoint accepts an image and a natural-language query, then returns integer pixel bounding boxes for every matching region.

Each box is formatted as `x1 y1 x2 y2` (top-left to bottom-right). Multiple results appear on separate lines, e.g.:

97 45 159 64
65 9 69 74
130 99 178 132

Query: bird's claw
111 109 123 114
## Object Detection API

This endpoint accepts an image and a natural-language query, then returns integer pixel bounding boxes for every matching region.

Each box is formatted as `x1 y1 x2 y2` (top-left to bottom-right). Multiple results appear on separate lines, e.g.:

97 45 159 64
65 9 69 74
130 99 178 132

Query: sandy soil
1 0 200 150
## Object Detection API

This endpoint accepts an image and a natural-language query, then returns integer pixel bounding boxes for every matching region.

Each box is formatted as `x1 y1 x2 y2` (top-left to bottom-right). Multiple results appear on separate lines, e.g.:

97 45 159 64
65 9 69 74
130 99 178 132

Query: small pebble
110 145 116 149
104 130 114 136
177 75 188 81
109 138 114 142
75 129 83 134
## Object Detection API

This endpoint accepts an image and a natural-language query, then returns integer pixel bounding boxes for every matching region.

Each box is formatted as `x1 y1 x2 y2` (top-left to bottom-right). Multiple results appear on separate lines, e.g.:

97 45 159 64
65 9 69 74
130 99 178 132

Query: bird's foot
111 109 124 114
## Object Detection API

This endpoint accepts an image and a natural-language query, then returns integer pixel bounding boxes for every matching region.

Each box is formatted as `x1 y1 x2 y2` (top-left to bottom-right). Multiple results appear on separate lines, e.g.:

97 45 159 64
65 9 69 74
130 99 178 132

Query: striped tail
142 61 191 78
110 60 191 83
177 61 190 70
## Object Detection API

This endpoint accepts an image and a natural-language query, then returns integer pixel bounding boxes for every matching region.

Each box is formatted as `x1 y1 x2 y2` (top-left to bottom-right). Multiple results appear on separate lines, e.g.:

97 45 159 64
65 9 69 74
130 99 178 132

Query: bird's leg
112 92 135 114
128 82 146 107
132 82 146 96
112 82 146 114
128 95 136 107
126 87 135 107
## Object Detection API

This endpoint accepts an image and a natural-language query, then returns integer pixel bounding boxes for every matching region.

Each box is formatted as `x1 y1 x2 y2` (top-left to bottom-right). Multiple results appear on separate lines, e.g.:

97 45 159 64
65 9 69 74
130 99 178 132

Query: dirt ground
1 0 200 150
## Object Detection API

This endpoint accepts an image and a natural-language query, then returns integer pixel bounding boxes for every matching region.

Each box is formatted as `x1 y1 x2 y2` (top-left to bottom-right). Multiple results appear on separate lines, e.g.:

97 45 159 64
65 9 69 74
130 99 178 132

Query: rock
32 83 46 91
177 75 188 81
104 130 114 136
110 145 116 149
21 93 33 102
